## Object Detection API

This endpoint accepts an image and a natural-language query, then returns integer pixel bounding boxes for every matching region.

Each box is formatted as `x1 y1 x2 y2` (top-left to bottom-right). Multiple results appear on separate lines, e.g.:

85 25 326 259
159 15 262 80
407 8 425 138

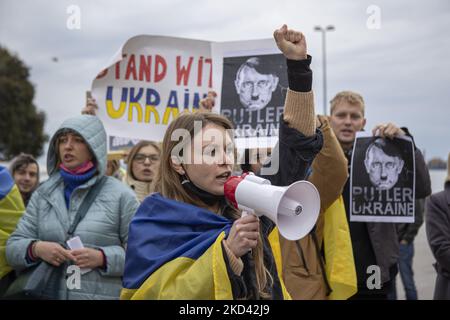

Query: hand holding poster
350 132 415 223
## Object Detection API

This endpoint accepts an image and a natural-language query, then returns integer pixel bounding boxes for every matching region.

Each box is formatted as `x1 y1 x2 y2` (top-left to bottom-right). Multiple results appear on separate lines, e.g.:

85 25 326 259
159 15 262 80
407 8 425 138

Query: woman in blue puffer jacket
6 115 140 299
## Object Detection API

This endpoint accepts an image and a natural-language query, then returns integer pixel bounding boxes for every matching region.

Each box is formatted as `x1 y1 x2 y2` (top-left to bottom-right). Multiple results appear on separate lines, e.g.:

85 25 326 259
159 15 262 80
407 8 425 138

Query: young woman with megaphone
120 24 323 300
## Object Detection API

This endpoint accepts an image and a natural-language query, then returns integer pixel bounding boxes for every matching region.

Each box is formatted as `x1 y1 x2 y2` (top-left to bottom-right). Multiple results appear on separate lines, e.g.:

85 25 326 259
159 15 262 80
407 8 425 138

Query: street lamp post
314 25 335 115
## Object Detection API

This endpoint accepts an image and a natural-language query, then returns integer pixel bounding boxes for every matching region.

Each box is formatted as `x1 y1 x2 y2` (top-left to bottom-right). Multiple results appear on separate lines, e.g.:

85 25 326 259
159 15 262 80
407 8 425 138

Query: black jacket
397 198 425 244
260 55 323 185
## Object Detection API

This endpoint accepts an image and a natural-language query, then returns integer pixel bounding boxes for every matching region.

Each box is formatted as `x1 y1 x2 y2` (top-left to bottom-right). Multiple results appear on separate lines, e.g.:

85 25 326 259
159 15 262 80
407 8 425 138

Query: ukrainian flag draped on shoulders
121 193 234 300
0 166 25 280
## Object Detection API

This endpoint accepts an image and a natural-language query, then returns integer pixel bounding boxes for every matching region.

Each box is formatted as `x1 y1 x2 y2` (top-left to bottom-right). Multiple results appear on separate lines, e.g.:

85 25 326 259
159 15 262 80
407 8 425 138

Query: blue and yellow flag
0 166 26 280
121 193 234 300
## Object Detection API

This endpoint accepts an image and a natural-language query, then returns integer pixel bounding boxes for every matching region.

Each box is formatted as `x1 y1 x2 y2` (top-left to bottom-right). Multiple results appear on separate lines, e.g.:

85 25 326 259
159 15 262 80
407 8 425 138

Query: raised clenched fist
273 24 307 61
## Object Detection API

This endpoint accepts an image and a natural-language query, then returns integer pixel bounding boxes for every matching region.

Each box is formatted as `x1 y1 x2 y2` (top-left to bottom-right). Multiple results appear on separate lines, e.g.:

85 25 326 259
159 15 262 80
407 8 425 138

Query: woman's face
131 145 160 182
58 132 92 170
106 160 118 176
180 123 234 196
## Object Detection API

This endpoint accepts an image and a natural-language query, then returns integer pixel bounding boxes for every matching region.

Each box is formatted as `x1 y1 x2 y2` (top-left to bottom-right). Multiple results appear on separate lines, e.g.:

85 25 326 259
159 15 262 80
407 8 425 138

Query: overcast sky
1 0 449 164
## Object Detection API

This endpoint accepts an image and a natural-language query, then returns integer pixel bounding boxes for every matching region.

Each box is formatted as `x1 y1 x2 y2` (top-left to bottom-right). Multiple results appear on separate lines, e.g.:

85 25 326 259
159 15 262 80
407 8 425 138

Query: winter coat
426 183 450 299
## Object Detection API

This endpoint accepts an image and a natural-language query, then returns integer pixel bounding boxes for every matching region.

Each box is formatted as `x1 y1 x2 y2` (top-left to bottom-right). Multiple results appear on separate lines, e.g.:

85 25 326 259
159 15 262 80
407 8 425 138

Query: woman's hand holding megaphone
224 215 260 258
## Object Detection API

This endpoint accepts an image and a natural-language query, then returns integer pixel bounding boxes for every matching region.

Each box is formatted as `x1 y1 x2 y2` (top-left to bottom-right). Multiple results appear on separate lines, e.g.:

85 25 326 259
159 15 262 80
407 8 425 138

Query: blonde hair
153 112 273 298
330 90 365 115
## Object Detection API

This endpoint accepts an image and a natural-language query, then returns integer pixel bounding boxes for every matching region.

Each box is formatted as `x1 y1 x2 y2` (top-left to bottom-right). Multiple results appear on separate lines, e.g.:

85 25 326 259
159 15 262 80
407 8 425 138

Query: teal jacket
6 115 140 299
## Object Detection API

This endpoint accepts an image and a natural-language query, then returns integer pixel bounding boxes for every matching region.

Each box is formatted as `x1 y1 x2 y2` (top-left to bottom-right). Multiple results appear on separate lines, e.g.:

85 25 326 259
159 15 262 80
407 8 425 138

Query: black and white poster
350 132 415 223
219 53 288 145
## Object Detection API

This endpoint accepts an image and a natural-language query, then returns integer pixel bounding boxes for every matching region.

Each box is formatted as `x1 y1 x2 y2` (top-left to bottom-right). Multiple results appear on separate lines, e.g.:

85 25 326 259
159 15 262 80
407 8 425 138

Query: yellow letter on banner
106 100 127 119
128 102 143 122
106 86 127 119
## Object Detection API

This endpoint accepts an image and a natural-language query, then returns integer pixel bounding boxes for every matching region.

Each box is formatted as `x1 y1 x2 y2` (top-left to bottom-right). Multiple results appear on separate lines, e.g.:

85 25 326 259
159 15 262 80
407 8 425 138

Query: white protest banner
91 36 285 151
350 132 416 223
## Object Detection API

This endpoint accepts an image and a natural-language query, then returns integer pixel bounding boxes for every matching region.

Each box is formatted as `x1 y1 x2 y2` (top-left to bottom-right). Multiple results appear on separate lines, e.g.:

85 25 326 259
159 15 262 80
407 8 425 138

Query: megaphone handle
240 210 260 299
241 209 257 218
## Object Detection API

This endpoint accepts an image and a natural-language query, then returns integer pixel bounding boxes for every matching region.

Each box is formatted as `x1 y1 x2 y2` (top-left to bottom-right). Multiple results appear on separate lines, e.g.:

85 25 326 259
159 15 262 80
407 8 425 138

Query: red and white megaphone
224 173 320 240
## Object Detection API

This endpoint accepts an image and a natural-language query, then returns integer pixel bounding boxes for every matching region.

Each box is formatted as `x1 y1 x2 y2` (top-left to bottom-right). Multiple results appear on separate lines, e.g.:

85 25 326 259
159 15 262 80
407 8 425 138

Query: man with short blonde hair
330 91 365 115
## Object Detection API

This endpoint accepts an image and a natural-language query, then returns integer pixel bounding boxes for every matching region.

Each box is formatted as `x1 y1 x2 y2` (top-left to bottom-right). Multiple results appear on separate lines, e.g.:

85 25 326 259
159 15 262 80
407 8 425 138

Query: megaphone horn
224 173 320 240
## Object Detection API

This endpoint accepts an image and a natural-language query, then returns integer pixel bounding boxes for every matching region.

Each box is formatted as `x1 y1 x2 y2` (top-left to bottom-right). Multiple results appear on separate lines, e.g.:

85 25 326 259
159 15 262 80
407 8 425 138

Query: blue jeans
388 242 418 300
